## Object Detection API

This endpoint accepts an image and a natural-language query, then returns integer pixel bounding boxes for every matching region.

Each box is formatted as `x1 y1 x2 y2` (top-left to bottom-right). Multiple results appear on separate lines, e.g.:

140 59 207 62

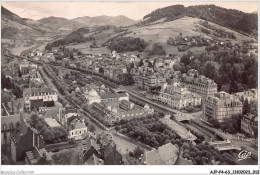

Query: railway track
129 95 173 115
182 121 216 142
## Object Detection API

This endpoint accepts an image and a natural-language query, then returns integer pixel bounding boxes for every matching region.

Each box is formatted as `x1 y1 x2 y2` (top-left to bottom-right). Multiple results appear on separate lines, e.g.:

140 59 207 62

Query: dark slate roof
98 132 113 147
65 106 77 114
30 99 43 110
11 115 30 144
69 118 86 130
100 93 128 99
42 108 63 119
23 87 56 95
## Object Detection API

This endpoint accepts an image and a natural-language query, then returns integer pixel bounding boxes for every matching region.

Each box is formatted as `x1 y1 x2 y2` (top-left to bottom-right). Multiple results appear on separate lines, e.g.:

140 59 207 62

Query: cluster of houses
2 36 258 166
203 89 258 137
78 132 123 165
130 61 258 137
2 85 188 165
168 34 212 46
131 67 216 110
81 84 155 125
2 71 128 165
28 47 139 81
131 66 167 90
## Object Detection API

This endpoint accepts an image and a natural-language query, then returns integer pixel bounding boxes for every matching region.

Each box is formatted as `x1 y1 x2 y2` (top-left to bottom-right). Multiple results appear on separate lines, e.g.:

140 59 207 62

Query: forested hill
45 27 92 50
143 5 257 35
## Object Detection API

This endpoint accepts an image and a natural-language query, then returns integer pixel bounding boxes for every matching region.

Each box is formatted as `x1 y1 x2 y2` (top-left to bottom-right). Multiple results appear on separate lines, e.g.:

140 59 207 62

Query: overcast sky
2 1 258 20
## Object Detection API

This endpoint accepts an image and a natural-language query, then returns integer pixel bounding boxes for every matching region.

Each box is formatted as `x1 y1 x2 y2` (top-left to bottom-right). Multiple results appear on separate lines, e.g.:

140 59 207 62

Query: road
39 65 144 154
39 65 105 132
15 54 258 162
39 66 69 105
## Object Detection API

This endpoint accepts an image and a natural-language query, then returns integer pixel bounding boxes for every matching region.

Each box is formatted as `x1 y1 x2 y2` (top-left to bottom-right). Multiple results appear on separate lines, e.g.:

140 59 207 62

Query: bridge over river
209 140 242 151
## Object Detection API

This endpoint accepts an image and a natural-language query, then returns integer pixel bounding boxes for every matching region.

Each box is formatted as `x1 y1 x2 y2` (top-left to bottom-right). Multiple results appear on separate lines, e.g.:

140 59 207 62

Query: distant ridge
143 4 258 35
1 6 54 39
38 15 136 29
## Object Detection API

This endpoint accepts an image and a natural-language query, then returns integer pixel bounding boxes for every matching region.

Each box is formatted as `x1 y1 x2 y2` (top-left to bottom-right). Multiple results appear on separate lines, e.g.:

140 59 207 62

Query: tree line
143 4 257 35
29 114 68 144
108 37 148 52
176 47 257 93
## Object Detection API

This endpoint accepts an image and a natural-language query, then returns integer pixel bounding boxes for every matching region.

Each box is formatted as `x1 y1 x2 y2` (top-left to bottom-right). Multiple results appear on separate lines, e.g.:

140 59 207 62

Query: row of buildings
132 68 218 98
131 64 258 137
9 112 122 165
86 89 154 125
131 68 215 110
202 89 258 137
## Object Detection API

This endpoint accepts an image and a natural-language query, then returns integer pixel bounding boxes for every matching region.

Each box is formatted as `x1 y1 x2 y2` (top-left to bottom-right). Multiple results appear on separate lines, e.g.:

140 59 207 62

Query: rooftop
42 107 63 119
144 143 179 165
243 113 257 122
23 87 57 95
100 93 129 99
65 106 78 114
69 118 86 130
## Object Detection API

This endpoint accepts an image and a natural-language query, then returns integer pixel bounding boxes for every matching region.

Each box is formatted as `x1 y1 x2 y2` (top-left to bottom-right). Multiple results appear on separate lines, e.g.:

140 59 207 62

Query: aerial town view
0 1 258 172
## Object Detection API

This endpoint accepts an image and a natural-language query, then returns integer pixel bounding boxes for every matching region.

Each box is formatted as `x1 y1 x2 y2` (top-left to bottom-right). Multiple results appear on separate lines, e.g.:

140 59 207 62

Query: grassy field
64 16 255 56
66 43 111 55
11 44 37 56
126 17 206 43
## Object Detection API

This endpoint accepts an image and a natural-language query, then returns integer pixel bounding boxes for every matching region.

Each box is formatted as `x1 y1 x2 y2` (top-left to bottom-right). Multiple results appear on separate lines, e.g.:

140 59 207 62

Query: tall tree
242 99 250 115
138 59 144 67
229 80 239 93
99 67 104 74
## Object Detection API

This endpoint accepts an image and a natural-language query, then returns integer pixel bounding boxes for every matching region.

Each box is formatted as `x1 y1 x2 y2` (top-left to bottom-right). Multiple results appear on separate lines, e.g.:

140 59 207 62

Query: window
71 132 73 135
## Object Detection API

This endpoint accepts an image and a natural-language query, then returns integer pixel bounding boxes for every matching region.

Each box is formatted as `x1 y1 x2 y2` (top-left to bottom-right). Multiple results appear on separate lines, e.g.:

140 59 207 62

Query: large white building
202 91 243 122
23 87 58 111
85 89 102 105
182 69 218 98
159 82 201 109
68 118 87 140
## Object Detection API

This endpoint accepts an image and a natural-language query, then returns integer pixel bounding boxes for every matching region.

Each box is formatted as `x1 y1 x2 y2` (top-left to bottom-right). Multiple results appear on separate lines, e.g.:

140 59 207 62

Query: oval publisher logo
237 150 251 161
